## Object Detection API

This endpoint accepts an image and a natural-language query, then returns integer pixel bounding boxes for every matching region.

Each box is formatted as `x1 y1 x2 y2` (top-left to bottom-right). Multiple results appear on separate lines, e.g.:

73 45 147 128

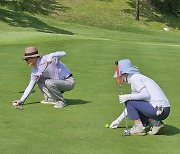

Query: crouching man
13 47 75 109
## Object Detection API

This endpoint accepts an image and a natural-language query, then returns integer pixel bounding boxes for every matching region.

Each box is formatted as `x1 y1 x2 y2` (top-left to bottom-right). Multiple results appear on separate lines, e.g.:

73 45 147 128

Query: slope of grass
1 0 180 33
0 8 179 47
53 0 180 32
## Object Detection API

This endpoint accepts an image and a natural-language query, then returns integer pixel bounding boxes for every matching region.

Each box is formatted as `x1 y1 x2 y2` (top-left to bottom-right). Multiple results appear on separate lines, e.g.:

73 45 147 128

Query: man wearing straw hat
109 59 170 135
13 47 75 109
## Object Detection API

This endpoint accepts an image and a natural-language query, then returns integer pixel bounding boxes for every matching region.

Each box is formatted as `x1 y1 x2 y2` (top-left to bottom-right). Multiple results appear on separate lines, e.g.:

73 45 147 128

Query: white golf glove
119 94 131 103
109 119 120 129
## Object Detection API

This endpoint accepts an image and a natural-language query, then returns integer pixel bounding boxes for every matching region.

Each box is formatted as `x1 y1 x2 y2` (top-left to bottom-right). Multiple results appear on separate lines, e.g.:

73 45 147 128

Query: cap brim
113 67 140 77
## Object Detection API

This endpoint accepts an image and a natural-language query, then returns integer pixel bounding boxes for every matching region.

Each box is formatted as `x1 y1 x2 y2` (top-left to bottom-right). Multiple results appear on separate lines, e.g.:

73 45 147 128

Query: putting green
0 18 179 154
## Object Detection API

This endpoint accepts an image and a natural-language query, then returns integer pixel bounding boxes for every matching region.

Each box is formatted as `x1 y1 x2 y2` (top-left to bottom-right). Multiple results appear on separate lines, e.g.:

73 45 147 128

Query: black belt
64 74 73 79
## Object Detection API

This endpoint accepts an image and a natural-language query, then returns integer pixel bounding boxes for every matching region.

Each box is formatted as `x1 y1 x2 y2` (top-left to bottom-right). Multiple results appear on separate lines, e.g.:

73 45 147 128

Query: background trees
135 0 179 21
0 0 179 19
150 0 180 17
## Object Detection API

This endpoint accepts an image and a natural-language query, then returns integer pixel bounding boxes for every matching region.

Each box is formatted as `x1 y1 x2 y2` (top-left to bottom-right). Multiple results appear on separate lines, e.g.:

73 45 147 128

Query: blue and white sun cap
114 59 140 77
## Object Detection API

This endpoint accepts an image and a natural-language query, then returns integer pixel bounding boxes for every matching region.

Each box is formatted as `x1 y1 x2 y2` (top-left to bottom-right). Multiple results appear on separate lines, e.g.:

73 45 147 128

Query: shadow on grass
19 90 89 106
66 98 90 106
24 98 90 106
24 101 40 105
0 0 70 15
116 124 179 136
159 124 179 136
19 90 36 94
117 126 127 129
0 8 73 35
122 0 180 30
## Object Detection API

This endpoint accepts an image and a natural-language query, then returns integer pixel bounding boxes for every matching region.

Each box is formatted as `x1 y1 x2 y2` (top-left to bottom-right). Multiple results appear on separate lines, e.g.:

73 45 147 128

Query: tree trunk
135 0 140 20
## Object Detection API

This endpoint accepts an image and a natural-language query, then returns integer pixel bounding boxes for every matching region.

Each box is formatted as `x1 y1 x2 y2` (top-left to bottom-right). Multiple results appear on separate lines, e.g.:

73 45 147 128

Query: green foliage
150 0 180 17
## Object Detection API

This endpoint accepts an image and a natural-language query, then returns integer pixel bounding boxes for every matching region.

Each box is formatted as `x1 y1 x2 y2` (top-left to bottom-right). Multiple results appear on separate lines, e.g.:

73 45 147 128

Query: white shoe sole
54 105 66 108
40 101 55 105
54 103 66 108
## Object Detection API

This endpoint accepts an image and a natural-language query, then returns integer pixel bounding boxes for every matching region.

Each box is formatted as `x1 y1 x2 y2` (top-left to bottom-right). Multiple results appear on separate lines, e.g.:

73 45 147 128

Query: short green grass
0 2 180 154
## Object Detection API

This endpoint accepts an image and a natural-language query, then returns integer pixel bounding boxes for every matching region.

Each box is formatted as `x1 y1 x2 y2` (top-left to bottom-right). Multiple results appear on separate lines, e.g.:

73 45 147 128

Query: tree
135 0 140 20
150 0 180 17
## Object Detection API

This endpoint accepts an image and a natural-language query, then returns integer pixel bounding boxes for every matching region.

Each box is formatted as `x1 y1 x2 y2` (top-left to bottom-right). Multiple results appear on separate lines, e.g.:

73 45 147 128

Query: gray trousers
37 76 75 102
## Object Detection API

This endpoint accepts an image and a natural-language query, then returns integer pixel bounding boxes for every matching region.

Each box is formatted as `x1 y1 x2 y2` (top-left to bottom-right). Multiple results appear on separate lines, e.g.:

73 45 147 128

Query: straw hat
23 47 42 60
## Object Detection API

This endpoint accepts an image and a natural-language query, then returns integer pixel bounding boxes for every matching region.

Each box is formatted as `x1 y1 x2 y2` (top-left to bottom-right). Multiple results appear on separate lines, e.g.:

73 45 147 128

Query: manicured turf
0 13 180 154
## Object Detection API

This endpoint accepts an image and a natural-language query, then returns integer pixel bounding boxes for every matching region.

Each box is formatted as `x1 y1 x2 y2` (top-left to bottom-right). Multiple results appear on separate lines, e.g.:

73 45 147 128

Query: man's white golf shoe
54 100 66 109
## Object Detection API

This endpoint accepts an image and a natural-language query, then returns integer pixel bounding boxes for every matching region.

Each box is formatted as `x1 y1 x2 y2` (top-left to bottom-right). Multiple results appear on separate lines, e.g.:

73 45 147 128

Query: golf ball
105 124 109 128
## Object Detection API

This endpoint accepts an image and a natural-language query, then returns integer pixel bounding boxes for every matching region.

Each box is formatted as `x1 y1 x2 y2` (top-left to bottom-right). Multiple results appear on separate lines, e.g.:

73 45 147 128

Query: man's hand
119 94 131 103
13 100 23 110
13 100 22 105
109 119 120 129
